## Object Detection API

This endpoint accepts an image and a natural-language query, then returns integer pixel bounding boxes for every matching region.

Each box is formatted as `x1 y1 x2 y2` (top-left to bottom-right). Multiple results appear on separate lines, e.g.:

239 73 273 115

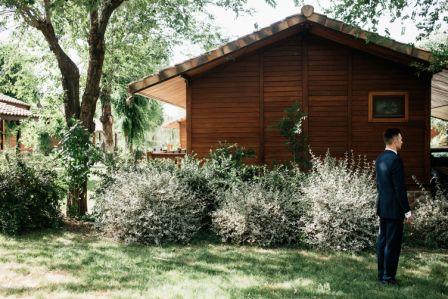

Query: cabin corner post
424 80 431 184
301 34 309 159
347 52 353 152
258 51 265 164
185 77 192 154
0 119 4 150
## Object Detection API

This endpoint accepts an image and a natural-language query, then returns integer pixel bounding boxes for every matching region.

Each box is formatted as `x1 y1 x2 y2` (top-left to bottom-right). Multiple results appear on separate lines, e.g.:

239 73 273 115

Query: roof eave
128 6 432 95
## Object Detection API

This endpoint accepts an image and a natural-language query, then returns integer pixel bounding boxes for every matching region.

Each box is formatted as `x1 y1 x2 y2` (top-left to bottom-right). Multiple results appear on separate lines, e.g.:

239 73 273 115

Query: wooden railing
147 150 186 162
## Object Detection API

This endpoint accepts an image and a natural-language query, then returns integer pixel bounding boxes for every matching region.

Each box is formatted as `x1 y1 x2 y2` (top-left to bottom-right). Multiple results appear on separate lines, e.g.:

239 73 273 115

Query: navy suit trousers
377 218 404 281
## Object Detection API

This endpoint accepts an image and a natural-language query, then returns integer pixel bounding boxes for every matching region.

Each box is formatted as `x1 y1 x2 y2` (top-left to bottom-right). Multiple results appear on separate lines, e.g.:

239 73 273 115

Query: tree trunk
100 88 114 152
67 179 88 218
34 20 85 215
17 0 125 217
80 0 125 133
37 20 81 122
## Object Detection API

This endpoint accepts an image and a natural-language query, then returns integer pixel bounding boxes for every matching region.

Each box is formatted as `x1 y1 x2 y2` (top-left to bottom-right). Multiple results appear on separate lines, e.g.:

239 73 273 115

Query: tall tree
0 0 279 215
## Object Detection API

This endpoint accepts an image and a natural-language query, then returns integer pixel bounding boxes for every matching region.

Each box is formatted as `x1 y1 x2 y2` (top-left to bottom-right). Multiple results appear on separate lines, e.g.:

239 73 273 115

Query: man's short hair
383 128 401 145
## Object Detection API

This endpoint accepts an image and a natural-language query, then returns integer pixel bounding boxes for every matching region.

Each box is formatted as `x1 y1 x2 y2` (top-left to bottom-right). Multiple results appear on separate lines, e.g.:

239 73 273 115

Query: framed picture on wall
368 91 409 122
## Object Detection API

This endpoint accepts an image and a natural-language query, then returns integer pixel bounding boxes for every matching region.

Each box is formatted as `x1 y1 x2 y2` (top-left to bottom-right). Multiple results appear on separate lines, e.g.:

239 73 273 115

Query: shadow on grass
0 228 447 298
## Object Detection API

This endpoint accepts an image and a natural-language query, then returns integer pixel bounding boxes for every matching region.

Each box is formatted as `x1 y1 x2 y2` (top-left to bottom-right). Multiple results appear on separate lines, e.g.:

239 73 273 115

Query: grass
0 227 447 299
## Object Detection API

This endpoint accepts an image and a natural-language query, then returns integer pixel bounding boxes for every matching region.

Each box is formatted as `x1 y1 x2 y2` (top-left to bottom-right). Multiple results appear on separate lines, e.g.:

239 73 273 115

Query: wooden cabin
0 93 32 150
162 117 187 150
129 5 440 186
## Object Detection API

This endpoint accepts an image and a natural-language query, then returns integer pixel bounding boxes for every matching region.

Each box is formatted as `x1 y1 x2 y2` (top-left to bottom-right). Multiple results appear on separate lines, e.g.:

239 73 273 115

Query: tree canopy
0 0 281 215
328 0 447 72
0 44 40 104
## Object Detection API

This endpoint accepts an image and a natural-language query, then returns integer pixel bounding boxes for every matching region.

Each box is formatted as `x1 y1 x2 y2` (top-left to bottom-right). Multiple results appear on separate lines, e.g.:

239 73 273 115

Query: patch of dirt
63 218 95 233
0 263 79 295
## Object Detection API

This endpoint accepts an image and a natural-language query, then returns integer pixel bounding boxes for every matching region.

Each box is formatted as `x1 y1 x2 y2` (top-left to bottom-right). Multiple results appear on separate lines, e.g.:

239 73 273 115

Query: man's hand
405 214 414 224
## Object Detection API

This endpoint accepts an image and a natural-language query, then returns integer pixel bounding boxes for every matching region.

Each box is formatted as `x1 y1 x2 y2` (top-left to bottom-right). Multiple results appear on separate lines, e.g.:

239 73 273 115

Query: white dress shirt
384 147 412 219
385 147 397 155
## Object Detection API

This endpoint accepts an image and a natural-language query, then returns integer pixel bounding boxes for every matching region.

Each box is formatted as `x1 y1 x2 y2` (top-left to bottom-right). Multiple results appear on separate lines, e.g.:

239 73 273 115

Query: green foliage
113 95 163 150
202 142 259 211
3 120 19 138
0 44 40 104
411 178 448 249
59 120 100 190
413 38 448 74
20 97 65 155
0 153 63 235
272 101 310 168
58 120 101 216
207 141 256 169
94 166 205 245
212 165 306 247
0 229 447 298
431 117 448 147
302 151 378 252
92 145 448 251
327 1 447 72
37 132 53 155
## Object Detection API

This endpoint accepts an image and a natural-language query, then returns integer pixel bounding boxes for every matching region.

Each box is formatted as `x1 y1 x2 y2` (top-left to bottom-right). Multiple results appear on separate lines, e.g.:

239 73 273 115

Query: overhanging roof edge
129 6 433 95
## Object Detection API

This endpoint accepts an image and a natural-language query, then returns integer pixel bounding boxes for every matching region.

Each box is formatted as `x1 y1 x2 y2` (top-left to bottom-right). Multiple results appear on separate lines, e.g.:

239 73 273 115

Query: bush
301 151 378 252
176 156 213 219
0 153 63 235
212 165 306 247
411 178 448 248
201 143 260 211
94 167 205 245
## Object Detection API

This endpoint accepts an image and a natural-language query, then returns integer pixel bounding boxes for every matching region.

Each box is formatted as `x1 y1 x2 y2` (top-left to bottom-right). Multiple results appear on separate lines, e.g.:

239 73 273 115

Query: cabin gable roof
128 5 432 103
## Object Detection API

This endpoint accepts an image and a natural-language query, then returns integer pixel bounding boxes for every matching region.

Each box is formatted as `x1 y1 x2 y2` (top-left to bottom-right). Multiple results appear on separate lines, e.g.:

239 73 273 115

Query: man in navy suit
375 128 413 285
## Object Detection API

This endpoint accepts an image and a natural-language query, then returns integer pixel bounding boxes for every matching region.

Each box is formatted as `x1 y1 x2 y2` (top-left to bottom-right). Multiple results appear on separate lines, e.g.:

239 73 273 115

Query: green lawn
0 226 447 299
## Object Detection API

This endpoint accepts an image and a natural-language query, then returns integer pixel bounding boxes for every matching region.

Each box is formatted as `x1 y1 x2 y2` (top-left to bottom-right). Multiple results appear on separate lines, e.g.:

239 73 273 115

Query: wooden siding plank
347 52 353 150
186 78 192 153
259 52 265 163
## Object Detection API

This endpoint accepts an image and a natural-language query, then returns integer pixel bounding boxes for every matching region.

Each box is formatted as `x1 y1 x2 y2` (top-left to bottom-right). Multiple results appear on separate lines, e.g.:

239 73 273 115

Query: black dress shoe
389 278 400 286
379 279 399 286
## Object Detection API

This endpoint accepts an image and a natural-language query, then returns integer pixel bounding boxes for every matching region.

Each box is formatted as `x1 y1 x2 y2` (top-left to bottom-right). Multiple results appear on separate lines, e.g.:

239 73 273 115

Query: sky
0 1 430 120
170 0 422 66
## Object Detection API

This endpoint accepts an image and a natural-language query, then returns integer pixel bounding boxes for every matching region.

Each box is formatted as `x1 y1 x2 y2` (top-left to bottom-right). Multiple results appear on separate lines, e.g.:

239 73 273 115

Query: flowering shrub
94 167 205 245
411 178 448 248
93 146 256 232
301 151 378 252
212 165 306 247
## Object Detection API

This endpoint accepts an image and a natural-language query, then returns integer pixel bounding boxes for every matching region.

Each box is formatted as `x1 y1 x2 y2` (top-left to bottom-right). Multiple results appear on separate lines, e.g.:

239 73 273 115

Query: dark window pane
372 95 405 118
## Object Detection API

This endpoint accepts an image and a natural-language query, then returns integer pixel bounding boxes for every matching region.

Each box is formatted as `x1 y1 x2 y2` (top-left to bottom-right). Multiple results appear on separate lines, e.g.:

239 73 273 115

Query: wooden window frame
368 91 409 122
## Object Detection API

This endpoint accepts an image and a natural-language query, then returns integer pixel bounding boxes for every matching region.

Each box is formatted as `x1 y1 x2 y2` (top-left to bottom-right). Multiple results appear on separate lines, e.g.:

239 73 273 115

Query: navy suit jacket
375 150 410 220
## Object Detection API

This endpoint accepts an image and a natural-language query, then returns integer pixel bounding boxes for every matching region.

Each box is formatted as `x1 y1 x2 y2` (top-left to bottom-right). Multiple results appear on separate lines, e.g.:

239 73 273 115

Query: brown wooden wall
190 54 260 161
351 50 430 184
179 119 187 149
262 35 303 162
189 33 431 184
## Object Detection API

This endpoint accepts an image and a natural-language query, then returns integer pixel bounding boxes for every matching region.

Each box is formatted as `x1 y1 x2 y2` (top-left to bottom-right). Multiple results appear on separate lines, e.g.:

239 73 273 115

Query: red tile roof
0 93 32 118
0 93 30 108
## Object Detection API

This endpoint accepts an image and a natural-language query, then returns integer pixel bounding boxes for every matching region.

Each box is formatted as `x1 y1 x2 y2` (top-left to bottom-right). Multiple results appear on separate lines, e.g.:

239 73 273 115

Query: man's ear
393 136 398 145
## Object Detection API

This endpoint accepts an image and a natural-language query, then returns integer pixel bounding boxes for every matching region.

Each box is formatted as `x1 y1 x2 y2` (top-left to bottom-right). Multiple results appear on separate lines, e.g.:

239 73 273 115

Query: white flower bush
212 167 306 247
411 178 448 248
302 150 378 252
94 168 205 245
